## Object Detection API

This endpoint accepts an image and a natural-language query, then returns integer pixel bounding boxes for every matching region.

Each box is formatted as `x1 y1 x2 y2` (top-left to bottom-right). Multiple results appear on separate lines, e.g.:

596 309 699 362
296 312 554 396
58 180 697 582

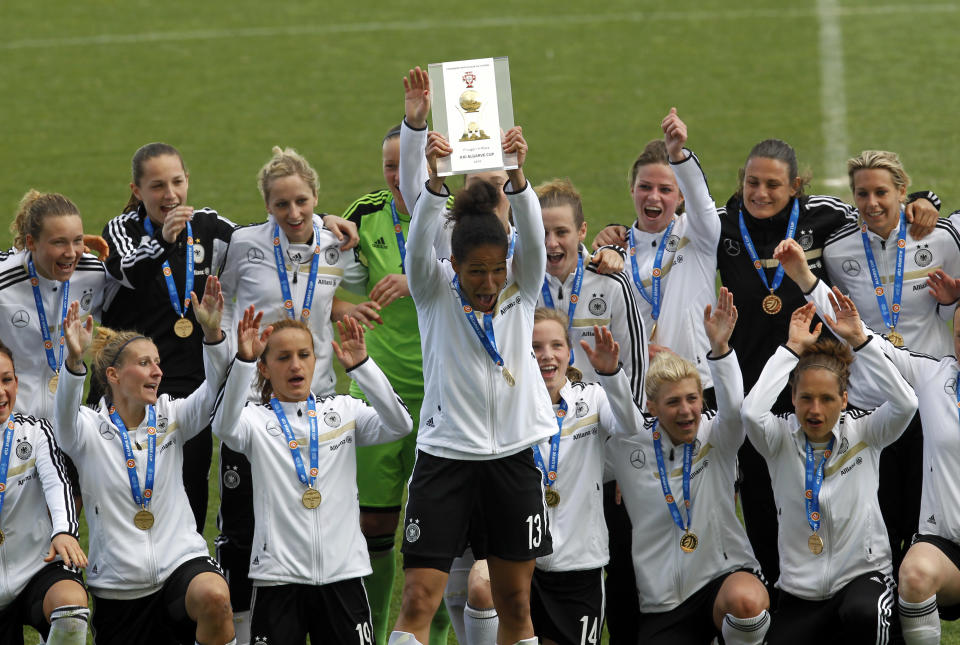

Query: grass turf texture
3 0 960 642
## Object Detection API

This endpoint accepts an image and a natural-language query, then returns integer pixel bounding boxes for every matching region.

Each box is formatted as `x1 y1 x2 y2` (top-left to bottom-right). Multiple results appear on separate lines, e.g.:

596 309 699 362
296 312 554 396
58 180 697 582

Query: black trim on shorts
359 504 402 514
531 567 604 645
0 561 85 640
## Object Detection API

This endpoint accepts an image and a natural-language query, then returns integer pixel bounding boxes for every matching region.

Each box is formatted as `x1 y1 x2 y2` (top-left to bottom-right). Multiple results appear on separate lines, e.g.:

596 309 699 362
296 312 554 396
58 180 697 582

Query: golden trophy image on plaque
457 71 490 141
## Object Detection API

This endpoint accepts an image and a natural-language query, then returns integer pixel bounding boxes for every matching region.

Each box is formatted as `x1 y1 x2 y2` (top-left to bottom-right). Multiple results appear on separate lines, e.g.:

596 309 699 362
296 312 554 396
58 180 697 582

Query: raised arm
399 67 431 213
501 127 546 298
54 301 94 455
663 108 721 253
406 132 452 303
703 288 745 452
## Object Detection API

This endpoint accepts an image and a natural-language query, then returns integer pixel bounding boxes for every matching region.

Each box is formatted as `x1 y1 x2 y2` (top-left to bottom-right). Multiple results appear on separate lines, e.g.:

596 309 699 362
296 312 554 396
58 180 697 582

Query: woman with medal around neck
389 124 556 645
602 288 769 645
210 308 412 644
742 294 917 644
0 190 106 421
54 276 237 645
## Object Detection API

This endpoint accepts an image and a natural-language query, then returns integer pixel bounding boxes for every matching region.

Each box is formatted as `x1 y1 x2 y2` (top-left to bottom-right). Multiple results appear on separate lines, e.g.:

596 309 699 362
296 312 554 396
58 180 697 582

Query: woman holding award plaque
53 278 237 645
389 127 554 645
741 294 916 643
210 310 412 644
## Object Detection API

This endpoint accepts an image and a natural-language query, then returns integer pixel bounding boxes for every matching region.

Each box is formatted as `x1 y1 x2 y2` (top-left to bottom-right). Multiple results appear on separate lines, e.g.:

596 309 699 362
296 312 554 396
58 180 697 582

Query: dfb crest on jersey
405 519 421 543
223 466 241 489
665 234 680 253
575 400 589 417
324 411 341 428
324 247 340 265
914 244 933 267
837 436 849 455
193 244 205 264
80 288 94 311
588 296 607 316
797 229 814 251
15 438 32 460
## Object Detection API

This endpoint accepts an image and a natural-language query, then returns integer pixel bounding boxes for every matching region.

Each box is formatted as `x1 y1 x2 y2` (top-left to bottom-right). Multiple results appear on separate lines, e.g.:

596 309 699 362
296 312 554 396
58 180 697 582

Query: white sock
899 595 940 645
46 605 89 645
463 603 498 645
720 610 770 645
445 551 474 644
388 631 424 645
232 609 250 645
511 639 538 645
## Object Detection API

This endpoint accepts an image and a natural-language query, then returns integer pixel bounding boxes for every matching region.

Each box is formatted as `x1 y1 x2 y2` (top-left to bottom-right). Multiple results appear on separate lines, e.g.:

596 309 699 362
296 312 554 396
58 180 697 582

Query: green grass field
3 0 960 642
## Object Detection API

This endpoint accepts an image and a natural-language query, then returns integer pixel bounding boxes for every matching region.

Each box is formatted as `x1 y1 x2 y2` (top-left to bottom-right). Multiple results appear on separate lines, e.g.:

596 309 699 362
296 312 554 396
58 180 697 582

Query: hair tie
111 335 147 366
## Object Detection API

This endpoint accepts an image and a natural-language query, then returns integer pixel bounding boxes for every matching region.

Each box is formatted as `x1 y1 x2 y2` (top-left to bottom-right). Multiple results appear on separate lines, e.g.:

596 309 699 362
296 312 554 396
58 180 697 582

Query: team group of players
1 65 959 645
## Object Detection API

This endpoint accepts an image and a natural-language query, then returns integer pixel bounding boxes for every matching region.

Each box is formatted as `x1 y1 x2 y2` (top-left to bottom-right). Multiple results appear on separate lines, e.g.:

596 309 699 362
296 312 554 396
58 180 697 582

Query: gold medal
680 530 698 553
649 323 658 342
887 330 904 347
173 318 194 338
133 509 155 530
48 373 59 394
502 367 516 387
761 293 782 315
302 488 322 509
0 529 5 545
808 532 824 555
544 489 560 507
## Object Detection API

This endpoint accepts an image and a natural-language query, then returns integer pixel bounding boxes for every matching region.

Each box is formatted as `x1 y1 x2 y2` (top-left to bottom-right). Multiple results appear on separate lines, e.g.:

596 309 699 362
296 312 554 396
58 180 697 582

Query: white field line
817 0 850 188
2 3 957 51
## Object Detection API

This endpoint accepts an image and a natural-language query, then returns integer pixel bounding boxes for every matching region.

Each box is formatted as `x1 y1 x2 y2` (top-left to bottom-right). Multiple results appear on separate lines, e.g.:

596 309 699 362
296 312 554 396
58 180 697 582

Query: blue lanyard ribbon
738 198 800 295
110 405 157 510
390 200 407 274
453 275 505 367
273 223 321 322
541 253 584 366
652 420 694 533
628 219 676 321
860 211 906 333
26 257 69 376
269 395 319 489
533 398 566 487
142 217 194 320
0 420 15 521
804 435 835 534
507 229 517 260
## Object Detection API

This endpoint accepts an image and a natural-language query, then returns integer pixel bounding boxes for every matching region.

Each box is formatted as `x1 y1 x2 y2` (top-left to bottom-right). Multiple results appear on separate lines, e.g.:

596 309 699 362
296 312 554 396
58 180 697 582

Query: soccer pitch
3 0 960 642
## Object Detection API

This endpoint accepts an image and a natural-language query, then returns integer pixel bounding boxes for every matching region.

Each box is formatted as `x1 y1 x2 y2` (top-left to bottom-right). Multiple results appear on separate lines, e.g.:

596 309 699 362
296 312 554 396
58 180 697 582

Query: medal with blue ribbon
651 420 698 552
109 405 157 530
534 398 566 507
453 275 515 386
0 420 16 544
270 395 322 509
26 257 69 394
804 435 835 554
628 219 676 334
273 223 321 322
541 253 584 366
860 211 906 347
738 198 800 315
142 217 195 338
390 200 407 274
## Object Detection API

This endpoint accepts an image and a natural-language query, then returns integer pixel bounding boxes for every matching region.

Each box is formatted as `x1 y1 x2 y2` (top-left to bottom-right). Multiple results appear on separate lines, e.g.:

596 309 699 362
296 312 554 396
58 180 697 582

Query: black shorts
401 449 552 572
530 567 604 645
766 570 901 645
91 555 225 645
249 578 374 644
637 568 758 644
911 533 960 620
0 561 85 643
216 442 255 610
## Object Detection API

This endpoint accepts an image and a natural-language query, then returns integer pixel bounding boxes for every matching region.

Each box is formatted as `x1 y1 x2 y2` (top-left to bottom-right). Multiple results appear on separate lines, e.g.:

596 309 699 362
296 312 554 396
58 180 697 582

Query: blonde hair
847 150 911 195
789 339 853 395
256 319 316 403
645 351 701 402
10 190 81 250
257 146 319 203
89 327 154 400
535 178 584 228
533 308 582 383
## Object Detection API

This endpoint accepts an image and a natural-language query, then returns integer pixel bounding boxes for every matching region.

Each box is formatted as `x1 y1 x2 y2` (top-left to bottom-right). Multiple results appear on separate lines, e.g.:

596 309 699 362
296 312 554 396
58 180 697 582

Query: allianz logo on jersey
500 295 522 316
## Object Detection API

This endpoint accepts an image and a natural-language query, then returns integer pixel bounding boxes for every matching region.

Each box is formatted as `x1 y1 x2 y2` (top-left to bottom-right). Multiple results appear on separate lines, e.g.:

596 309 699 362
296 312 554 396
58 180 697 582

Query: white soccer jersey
539 246 647 407
741 339 917 601
52 337 230 599
211 355 411 586
823 219 960 357
605 350 759 613
0 413 78 609
407 181 556 459
623 151 720 391
219 215 367 397
0 249 105 419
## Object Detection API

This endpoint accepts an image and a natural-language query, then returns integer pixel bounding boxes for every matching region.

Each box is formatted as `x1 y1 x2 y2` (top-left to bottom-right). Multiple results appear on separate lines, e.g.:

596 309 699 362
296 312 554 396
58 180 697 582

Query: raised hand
403 66 432 130
821 286 868 347
785 302 822 355
661 107 688 163
191 275 224 342
236 306 272 362
63 301 94 371
502 126 528 190
773 238 817 292
332 316 368 369
703 287 737 355
160 205 193 244
425 132 453 193
926 268 960 305
581 325 620 374
322 215 359 251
